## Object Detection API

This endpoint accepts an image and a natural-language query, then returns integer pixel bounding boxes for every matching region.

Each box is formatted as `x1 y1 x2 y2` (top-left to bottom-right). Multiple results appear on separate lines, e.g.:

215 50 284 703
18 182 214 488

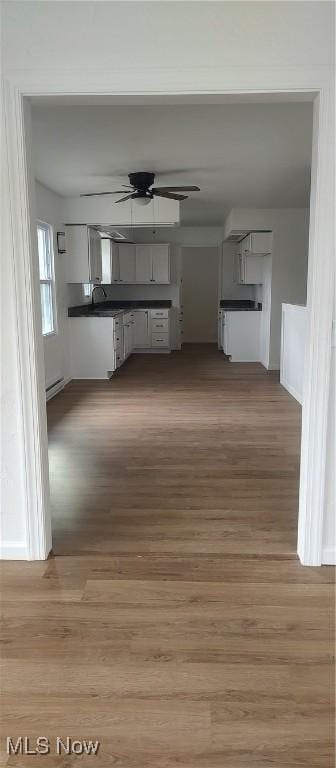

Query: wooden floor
1 345 334 766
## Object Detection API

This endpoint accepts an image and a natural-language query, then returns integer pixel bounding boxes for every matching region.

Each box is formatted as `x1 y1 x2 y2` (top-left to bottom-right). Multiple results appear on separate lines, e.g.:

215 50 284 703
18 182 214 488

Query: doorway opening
3 84 334 568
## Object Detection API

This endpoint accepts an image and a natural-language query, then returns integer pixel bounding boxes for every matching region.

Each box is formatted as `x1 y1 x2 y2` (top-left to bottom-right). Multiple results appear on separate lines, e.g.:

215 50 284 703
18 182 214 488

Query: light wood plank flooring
1 345 334 767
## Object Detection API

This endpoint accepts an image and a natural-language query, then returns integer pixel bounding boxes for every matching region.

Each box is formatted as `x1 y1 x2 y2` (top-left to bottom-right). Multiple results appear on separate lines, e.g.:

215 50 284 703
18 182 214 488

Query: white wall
182 247 219 343
35 182 69 388
3 2 333 74
280 304 307 404
322 346 336 564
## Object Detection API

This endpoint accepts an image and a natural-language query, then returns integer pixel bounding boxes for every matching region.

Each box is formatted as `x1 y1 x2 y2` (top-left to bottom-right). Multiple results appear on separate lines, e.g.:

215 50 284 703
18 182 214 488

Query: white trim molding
0 542 28 560
297 86 335 566
1 64 334 564
3 83 52 560
322 548 336 566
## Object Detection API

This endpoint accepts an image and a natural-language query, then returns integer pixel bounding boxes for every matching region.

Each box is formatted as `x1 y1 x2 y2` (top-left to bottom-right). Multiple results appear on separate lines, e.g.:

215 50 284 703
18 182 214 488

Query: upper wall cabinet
100 241 139 283
239 232 273 257
116 244 137 283
65 226 102 283
74 238 171 285
64 195 180 227
135 244 171 284
237 253 264 284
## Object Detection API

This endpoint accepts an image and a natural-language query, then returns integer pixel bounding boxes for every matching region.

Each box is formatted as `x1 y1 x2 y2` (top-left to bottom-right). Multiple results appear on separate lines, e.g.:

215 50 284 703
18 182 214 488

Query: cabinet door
225 311 261 362
242 232 272 255
65 226 90 283
118 244 136 282
244 255 264 284
135 245 152 283
152 245 170 283
88 228 102 284
134 310 150 347
69 318 114 378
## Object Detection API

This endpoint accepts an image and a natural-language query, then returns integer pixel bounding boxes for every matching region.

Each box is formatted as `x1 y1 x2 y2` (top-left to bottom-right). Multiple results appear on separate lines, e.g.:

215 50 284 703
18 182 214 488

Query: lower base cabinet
221 311 261 362
69 318 117 379
134 310 151 348
69 309 171 379
134 309 170 350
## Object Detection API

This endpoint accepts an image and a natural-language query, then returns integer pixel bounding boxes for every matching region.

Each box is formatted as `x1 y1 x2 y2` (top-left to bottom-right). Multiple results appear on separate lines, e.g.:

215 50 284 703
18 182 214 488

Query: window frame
37 220 57 337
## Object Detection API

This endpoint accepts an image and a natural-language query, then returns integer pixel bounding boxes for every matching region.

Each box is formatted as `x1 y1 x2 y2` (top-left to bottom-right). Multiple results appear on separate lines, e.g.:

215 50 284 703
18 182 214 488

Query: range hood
224 230 250 243
223 209 272 242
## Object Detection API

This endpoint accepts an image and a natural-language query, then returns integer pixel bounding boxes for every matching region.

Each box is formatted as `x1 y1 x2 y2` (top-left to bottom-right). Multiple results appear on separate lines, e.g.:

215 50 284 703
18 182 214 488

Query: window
37 222 56 335
83 283 92 298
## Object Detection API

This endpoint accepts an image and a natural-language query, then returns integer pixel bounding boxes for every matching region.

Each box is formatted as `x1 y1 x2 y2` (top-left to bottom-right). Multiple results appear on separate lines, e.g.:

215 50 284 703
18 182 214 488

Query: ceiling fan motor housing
129 171 155 192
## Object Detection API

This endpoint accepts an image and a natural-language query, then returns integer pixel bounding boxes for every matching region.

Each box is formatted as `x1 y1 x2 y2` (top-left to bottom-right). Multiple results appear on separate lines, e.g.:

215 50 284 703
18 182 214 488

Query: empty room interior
32 97 313 559
1 1 335 758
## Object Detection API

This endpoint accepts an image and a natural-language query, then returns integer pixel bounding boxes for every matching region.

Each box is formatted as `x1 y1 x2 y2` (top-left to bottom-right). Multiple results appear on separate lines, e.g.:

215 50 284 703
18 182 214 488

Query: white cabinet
240 232 272 256
150 308 170 348
237 253 264 284
134 308 170 350
152 244 170 283
65 226 102 283
135 244 170 284
134 310 151 347
236 231 271 285
222 311 261 362
69 317 116 378
117 244 136 283
135 246 152 283
69 308 171 378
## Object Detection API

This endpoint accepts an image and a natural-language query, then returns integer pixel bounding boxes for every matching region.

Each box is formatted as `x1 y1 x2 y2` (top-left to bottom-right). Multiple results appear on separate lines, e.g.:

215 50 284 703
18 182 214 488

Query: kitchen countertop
220 300 262 311
68 300 172 317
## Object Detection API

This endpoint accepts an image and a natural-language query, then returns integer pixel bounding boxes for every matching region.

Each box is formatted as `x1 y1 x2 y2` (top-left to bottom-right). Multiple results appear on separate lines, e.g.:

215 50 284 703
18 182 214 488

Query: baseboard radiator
46 377 65 402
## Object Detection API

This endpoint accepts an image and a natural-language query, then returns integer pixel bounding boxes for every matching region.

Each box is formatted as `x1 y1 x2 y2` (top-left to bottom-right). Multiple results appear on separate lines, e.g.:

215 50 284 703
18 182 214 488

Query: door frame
2 65 334 564
180 245 220 345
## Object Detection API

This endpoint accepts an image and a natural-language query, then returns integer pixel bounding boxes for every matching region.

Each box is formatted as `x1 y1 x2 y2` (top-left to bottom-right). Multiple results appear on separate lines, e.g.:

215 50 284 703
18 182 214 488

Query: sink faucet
91 285 107 307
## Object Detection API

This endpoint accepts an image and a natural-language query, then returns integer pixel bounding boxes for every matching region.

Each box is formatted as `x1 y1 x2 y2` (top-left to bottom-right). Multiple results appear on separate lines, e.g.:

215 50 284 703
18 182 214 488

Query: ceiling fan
80 171 200 205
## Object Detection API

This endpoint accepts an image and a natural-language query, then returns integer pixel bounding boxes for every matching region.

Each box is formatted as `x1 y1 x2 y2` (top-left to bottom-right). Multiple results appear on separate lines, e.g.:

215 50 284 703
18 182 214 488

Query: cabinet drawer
151 318 169 332
151 309 169 319
151 332 169 347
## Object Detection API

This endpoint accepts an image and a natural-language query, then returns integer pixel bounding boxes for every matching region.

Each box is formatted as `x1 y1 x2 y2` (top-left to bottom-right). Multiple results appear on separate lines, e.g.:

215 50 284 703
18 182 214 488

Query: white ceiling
31 101 313 225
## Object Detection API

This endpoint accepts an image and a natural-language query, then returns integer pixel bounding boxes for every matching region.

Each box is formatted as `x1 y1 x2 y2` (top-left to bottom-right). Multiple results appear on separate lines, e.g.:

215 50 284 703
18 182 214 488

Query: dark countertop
220 300 262 311
68 300 172 317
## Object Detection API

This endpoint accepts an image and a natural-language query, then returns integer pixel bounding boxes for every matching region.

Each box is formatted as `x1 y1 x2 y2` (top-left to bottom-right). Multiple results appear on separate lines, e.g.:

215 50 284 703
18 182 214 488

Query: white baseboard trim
322 547 336 565
280 377 303 405
133 349 171 354
0 541 28 559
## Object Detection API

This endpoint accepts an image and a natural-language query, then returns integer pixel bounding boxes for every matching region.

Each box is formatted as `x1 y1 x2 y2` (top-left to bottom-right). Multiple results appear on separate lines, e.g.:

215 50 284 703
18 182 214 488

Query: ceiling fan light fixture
134 194 152 206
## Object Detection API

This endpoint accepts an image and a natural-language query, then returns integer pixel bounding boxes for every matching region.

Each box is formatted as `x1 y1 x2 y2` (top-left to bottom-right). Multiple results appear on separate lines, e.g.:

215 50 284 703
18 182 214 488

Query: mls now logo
6 736 100 756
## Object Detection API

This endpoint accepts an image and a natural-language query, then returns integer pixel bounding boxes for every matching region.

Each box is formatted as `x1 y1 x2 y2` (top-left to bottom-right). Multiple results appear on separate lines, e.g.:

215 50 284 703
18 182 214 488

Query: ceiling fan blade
115 193 138 203
152 186 200 192
153 190 188 201
80 191 127 197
